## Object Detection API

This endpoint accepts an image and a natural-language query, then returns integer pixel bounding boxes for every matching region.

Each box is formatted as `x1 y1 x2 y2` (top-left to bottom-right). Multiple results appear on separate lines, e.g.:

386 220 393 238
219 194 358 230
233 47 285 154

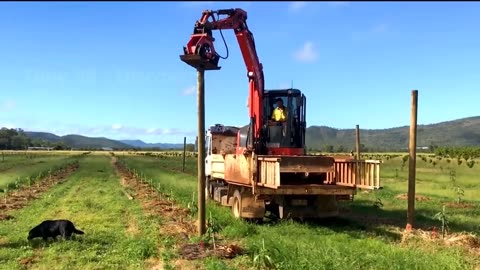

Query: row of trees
310 144 476 154
434 146 480 159
308 144 385 153
0 127 70 150
0 128 29 150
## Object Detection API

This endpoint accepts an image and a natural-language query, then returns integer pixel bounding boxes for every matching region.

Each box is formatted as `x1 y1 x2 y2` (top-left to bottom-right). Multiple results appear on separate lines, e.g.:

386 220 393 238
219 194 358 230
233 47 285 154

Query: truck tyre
205 178 211 200
232 190 242 219
205 177 215 200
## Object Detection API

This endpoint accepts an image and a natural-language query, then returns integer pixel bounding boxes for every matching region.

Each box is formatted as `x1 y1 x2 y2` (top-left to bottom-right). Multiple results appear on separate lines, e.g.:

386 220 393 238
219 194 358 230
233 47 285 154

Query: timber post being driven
197 68 206 236
183 137 187 172
407 89 418 230
355 125 361 187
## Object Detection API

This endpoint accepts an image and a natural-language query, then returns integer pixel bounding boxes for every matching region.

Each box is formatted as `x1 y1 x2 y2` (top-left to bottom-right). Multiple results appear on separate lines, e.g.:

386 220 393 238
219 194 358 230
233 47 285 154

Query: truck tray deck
254 184 356 195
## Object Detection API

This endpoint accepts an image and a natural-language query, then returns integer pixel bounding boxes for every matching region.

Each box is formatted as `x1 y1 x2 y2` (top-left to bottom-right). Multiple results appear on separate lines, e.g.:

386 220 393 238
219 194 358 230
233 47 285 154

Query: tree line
0 127 69 150
434 146 480 159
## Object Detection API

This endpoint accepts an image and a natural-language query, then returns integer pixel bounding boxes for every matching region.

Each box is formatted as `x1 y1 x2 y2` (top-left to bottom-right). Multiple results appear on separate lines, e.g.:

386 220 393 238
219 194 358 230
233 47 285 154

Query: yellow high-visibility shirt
271 107 287 122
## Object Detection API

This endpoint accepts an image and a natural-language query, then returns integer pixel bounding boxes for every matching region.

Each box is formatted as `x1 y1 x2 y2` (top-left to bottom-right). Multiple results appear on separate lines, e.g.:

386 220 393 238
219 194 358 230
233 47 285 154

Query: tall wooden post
196 68 206 236
182 137 186 172
355 125 361 159
407 90 418 230
355 125 361 185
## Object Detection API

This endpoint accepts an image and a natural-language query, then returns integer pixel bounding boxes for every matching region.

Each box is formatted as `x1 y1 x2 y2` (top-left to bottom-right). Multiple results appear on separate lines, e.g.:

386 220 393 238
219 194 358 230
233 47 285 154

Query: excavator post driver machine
180 8 378 220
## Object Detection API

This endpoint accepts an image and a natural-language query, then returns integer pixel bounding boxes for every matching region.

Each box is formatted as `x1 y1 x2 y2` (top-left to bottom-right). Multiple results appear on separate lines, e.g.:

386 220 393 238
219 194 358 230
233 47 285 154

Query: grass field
0 150 479 270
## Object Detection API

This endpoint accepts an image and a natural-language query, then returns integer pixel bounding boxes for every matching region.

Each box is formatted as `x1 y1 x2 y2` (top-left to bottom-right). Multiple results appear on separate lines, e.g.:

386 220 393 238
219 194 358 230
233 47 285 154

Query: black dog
27 220 85 241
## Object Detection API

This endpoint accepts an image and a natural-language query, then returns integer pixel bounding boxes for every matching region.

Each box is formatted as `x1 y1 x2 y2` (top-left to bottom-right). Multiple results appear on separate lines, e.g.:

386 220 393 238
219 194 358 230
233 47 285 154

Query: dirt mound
395 193 431 201
444 202 476 209
402 229 480 256
0 214 14 221
179 243 244 260
0 162 79 221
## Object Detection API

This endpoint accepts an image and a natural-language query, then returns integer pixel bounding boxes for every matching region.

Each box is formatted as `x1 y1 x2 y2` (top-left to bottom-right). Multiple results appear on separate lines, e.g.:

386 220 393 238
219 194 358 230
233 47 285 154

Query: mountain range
20 116 480 151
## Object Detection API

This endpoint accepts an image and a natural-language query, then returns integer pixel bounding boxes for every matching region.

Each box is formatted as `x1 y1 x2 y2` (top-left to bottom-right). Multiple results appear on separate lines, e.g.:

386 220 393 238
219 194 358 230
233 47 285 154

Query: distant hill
305 116 480 151
119 140 183 149
25 131 62 143
16 116 480 151
25 132 130 149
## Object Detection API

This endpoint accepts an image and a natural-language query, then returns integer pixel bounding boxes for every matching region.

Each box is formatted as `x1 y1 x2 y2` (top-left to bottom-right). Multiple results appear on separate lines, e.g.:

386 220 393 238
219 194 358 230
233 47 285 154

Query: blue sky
1 1 480 144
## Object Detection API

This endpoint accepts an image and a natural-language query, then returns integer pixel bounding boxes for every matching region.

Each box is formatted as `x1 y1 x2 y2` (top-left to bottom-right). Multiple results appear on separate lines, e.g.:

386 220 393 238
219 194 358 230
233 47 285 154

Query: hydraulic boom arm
180 8 265 151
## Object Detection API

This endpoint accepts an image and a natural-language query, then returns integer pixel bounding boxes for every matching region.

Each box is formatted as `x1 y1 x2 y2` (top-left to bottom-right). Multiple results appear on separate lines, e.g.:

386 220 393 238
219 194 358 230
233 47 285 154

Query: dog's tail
73 227 84 235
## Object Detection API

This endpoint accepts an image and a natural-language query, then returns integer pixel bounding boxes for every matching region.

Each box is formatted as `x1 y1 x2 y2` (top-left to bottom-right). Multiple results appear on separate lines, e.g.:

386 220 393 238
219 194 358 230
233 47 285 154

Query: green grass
0 155 162 270
119 154 480 270
1 152 478 269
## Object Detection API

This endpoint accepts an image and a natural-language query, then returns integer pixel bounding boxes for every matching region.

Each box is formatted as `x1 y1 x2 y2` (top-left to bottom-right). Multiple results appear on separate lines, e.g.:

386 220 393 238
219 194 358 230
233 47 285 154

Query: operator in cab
269 98 288 136
271 98 287 122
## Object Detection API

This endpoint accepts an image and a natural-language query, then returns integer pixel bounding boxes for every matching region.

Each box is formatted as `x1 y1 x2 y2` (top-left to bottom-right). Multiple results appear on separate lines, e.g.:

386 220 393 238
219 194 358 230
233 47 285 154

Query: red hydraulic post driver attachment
179 8 248 70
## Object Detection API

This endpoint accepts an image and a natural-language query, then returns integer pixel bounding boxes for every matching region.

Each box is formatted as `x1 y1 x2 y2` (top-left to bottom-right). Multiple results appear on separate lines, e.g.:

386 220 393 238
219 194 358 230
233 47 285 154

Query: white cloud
181 85 196 96
1 100 16 111
293 41 319 63
327 1 350 7
104 125 191 137
288 1 308 12
0 122 15 129
146 128 156 134
112 124 123 130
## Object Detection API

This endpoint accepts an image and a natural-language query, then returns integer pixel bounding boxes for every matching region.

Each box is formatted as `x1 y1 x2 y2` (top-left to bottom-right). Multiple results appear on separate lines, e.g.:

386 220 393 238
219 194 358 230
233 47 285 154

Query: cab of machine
263 88 306 150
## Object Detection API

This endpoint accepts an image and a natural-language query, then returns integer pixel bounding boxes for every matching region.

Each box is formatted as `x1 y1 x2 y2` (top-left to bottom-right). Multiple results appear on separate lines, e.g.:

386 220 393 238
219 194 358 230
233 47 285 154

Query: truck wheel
232 190 242 219
205 178 213 200
205 181 210 200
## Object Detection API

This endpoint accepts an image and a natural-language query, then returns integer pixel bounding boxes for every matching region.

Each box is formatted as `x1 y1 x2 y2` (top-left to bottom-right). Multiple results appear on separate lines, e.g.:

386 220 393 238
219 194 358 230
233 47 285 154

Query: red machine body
180 8 303 157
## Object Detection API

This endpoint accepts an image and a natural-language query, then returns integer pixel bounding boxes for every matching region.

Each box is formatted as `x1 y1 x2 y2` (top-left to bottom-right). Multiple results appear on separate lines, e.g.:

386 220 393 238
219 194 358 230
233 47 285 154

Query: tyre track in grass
0 161 80 221
0 155 162 270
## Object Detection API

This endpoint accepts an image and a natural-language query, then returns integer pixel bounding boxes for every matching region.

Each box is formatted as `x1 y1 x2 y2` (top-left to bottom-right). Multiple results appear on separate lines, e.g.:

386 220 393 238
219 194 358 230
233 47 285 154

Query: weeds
187 191 198 217
253 239 278 270
373 197 384 209
466 159 475 168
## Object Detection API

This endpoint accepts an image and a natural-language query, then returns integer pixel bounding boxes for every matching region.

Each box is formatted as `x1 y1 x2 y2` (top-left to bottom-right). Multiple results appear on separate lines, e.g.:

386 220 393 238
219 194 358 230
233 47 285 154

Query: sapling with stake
453 186 464 204
205 212 221 249
433 205 449 239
